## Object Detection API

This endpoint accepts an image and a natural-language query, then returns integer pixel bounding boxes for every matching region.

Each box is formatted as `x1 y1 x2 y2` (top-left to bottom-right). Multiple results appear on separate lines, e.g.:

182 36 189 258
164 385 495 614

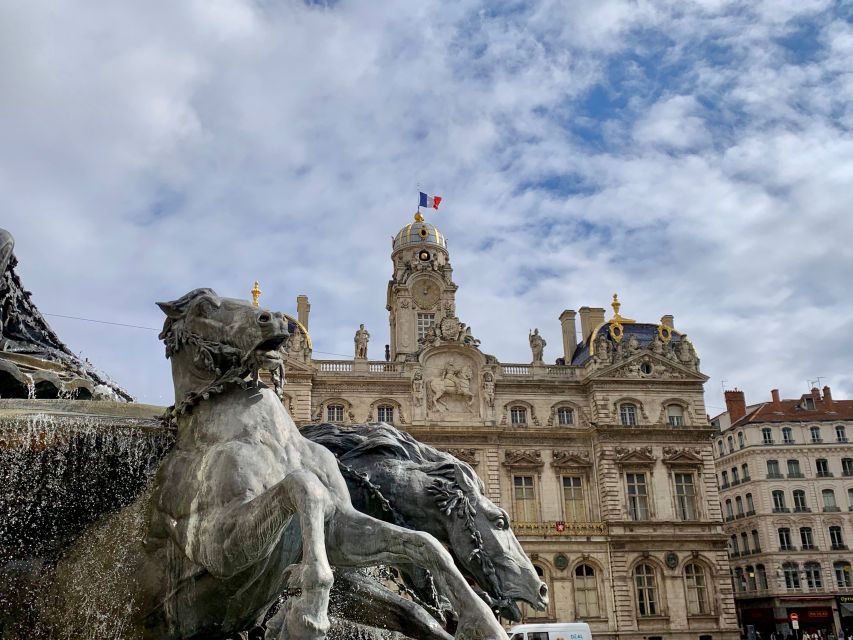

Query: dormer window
804 397 816 410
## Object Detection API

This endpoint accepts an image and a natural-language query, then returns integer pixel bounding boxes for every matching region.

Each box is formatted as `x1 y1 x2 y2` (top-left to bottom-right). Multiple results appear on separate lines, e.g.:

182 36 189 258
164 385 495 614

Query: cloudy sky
2 0 852 412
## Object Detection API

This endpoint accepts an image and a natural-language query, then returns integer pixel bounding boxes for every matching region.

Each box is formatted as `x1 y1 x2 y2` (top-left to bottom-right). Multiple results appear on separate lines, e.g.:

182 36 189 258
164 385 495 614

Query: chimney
771 389 781 411
660 314 674 328
296 294 311 329
578 306 606 343
823 385 833 409
559 310 577 363
725 389 746 423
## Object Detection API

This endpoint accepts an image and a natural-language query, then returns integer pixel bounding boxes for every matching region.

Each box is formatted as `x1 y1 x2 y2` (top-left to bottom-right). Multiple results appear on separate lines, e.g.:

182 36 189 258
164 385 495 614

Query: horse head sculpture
303 423 548 623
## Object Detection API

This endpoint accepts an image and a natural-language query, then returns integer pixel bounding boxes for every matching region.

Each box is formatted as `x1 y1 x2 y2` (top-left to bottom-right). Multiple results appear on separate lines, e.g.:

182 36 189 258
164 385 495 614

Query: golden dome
393 213 447 251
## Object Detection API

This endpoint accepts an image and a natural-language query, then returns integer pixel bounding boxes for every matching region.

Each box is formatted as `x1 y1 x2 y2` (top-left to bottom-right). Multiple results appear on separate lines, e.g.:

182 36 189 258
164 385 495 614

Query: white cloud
0 0 851 412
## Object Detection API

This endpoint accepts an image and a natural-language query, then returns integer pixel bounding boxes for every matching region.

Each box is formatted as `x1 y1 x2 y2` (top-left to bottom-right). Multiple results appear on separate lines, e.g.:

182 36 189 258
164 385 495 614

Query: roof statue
0 228 131 400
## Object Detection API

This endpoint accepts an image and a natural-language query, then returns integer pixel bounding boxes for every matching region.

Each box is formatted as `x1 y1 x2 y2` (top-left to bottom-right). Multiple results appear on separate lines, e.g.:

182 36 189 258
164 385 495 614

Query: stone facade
712 388 853 638
272 213 738 640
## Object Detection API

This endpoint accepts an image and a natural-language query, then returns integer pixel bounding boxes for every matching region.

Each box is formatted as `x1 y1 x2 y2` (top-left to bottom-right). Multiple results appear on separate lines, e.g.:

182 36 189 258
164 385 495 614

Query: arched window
376 404 394 423
778 527 793 551
732 467 740 483
804 562 822 589
326 404 345 422
738 432 745 448
556 406 574 426
721 470 729 487
761 427 773 444
782 427 794 444
734 567 745 592
730 534 739 554
620 403 637 426
793 489 807 511
772 490 786 512
633 564 658 617
843 458 853 476
837 425 848 442
822 489 838 511
756 564 768 590
717 440 725 456
810 426 822 443
684 563 710 614
783 562 800 589
510 406 527 425
741 531 749 552
574 564 600 618
727 436 734 453
746 494 755 513
741 463 750 480
745 565 757 591
667 404 684 427
835 561 852 588
725 499 734 519
848 487 853 509
751 529 761 552
735 496 744 515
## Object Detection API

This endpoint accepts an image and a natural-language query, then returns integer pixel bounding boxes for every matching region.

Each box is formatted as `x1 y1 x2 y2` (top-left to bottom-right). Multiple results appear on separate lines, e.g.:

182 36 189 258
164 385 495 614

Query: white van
508 622 593 640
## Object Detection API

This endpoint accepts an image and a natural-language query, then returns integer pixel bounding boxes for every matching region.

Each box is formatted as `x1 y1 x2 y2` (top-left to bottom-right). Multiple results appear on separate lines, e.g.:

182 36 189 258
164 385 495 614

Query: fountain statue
0 229 547 639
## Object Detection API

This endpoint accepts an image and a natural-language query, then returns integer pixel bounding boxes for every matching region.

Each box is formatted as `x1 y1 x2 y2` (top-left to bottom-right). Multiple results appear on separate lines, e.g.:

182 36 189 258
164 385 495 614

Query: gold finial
609 293 635 324
251 280 262 307
414 211 424 222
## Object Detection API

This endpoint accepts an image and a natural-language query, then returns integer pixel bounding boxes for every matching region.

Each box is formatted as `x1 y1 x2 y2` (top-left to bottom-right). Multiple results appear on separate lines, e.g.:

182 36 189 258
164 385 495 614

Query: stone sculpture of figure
354 323 370 359
288 328 305 354
462 326 481 347
651 332 664 355
627 333 640 354
595 334 612 365
483 372 495 408
429 359 475 411
678 335 698 369
529 328 546 363
384 344 390 362
412 370 424 407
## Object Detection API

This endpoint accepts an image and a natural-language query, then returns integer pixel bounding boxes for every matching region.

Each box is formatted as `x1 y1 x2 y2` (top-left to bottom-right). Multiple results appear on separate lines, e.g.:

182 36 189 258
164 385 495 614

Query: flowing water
0 408 172 638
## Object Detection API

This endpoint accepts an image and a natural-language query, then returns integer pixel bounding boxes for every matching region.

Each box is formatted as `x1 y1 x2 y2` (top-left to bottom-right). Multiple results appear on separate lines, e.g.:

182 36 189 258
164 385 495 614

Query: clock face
412 279 440 309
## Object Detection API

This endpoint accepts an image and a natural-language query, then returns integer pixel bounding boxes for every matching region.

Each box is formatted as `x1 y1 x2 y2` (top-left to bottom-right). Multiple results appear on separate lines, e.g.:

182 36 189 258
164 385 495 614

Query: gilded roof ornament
610 293 635 324
414 211 425 222
251 280 262 307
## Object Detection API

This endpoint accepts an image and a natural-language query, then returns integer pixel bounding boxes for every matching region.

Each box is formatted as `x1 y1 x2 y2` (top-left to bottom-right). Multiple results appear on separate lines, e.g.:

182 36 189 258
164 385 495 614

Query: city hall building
275 212 739 640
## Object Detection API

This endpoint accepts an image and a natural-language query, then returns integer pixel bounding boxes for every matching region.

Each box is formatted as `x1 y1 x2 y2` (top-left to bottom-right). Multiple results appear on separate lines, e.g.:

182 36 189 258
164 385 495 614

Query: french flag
419 192 442 209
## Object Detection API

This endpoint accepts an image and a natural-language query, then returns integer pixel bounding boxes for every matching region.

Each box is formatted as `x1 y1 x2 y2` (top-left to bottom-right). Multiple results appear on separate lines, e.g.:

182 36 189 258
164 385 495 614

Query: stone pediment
591 353 706 382
441 448 479 466
614 446 656 466
503 449 543 469
662 447 704 466
551 450 591 469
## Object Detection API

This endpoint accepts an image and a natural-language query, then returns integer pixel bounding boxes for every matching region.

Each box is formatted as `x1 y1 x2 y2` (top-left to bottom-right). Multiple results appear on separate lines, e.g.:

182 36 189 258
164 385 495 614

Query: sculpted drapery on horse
428 359 474 411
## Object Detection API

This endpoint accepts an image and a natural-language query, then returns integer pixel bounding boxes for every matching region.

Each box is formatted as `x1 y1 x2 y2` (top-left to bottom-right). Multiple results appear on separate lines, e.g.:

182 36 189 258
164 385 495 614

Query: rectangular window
762 428 774 444
787 459 801 477
810 426 822 443
837 425 848 442
326 404 344 422
674 473 697 521
562 476 586 522
778 528 793 551
626 473 650 521
843 458 853 476
513 476 537 522
816 459 830 477
557 407 574 425
416 313 435 341
620 404 637 426
800 527 814 550
377 405 394 423
766 460 781 478
829 526 844 548
510 406 527 425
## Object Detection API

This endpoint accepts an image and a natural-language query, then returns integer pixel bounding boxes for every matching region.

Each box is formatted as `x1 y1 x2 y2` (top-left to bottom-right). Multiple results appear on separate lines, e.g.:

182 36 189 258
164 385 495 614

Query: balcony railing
788 472 804 478
823 506 841 512
746 510 756 517
817 472 834 478
793 507 812 513
772 507 791 513
767 473 784 479
720 482 730 490
831 543 849 550
512 521 608 536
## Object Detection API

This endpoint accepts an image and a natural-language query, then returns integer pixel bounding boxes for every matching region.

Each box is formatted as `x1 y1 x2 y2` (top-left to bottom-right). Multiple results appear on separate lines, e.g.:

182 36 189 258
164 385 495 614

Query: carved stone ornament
551 450 592 468
503 449 543 469
442 448 479 466
662 447 703 466
613 446 656 466
418 311 480 349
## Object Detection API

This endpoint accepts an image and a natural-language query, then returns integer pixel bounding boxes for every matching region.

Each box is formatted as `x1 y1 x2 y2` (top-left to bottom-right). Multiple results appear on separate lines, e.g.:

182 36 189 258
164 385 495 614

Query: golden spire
414 210 424 222
251 280 262 307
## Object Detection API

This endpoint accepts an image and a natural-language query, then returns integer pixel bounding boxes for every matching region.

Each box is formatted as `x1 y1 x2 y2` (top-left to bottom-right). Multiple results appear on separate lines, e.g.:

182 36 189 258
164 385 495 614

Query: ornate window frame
502 400 539 427
368 398 405 425
657 397 691 427
613 397 649 426
547 400 587 427
316 397 354 424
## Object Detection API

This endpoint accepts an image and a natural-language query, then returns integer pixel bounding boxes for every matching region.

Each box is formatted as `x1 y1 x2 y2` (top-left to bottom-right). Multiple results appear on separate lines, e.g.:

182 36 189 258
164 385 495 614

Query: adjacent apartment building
271 211 739 640
712 387 853 637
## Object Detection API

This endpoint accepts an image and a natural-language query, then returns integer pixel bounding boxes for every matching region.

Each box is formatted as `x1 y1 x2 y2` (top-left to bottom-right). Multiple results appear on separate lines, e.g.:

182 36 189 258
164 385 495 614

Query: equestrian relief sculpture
53 288 517 640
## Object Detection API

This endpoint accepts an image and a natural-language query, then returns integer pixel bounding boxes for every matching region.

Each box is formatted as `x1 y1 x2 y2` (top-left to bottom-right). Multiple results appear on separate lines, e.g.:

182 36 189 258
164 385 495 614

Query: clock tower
387 212 457 360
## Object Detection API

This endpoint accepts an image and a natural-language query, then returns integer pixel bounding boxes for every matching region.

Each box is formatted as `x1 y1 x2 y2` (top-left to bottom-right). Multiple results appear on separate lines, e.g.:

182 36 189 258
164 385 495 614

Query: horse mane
301 422 484 492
